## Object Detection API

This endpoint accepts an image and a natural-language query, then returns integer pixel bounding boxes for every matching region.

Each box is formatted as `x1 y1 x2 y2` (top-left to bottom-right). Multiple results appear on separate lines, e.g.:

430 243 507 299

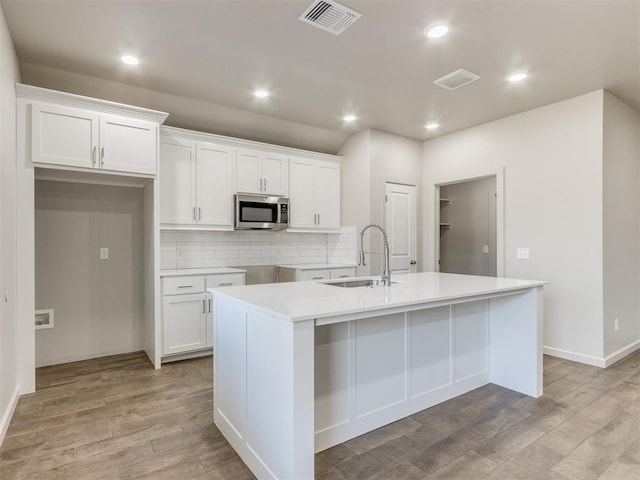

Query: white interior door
384 183 416 273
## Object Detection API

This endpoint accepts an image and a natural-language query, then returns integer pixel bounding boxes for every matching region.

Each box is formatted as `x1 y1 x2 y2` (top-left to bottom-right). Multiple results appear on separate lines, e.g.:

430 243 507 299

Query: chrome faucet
359 224 391 286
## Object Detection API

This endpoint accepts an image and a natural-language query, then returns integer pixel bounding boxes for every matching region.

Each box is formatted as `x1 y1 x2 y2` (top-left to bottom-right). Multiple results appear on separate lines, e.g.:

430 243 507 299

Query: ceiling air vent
433 69 480 91
299 0 362 35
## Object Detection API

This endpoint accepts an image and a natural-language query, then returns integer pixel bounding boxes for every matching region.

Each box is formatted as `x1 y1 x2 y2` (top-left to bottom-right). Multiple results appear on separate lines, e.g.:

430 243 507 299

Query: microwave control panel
279 204 288 224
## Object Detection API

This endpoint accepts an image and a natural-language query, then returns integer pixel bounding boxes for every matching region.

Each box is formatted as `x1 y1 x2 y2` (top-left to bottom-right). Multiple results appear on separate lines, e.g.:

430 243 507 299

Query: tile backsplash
160 226 357 270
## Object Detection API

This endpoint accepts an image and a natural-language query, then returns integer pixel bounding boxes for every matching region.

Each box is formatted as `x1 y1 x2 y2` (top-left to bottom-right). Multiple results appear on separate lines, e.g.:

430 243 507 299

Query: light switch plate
516 248 530 260
100 248 109 260
482 245 489 254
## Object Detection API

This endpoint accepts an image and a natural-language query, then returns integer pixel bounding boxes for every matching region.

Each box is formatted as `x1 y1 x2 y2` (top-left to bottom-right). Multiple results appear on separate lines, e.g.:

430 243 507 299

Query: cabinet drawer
297 269 330 281
330 268 356 279
162 276 205 295
205 273 245 289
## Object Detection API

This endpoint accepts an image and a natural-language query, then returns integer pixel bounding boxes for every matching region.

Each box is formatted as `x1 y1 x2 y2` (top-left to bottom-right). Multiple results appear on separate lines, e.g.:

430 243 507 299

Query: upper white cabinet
160 135 235 230
289 157 340 231
30 103 98 169
27 91 166 176
99 114 157 175
236 149 288 196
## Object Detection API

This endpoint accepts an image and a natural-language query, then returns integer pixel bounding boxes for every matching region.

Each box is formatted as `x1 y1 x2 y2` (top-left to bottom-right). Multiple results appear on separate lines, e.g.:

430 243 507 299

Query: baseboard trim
35 346 146 368
0 386 20 447
543 346 606 368
544 340 640 369
604 340 640 367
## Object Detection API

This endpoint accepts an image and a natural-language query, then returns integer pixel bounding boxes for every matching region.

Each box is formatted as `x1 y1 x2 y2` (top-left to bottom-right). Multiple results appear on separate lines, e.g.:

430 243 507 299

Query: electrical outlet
100 248 109 260
516 248 530 260
614 318 620 332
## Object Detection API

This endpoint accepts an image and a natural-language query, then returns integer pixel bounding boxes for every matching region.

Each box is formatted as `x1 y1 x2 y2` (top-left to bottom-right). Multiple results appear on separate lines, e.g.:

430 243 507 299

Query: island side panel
488 287 543 397
214 294 315 480
314 302 491 452
214 298 247 440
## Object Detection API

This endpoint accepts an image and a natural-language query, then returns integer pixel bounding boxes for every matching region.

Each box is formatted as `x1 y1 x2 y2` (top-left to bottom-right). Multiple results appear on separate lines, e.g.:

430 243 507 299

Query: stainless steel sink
323 278 396 288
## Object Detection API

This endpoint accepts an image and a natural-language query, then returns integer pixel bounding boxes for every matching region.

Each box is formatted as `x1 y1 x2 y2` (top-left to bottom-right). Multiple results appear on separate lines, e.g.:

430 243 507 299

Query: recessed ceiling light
425 122 439 130
343 114 357 122
425 22 452 39
253 89 270 98
121 55 139 66
507 71 528 82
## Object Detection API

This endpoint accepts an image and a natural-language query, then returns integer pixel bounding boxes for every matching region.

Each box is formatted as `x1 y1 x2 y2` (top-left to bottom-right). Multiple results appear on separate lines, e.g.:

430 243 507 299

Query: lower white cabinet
162 293 210 355
161 271 245 357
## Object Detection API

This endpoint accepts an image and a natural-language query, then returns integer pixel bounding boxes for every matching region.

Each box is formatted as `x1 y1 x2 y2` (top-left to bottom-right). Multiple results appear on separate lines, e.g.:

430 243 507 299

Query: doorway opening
437 176 497 276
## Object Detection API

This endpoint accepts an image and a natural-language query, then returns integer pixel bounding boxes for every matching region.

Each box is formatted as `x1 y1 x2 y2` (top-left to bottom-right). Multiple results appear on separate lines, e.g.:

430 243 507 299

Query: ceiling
2 0 639 154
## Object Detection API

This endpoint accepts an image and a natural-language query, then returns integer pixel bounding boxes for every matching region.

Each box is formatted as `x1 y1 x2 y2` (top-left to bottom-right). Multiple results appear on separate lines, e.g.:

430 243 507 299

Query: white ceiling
2 0 639 154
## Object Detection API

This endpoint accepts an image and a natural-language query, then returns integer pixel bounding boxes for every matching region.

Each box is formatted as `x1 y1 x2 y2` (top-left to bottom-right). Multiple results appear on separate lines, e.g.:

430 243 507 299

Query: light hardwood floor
1 351 639 479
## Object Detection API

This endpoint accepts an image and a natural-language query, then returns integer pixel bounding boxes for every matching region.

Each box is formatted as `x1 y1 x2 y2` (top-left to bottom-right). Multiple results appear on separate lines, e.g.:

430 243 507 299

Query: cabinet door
162 294 207 355
315 161 341 230
196 142 235 228
205 294 214 348
288 158 316 229
236 149 262 194
262 153 288 196
30 103 98 168
99 115 157 175
160 138 197 225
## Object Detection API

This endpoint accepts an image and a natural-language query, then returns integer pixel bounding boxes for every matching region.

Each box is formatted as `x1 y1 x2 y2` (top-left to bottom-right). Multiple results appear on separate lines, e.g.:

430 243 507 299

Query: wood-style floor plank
1 350 640 479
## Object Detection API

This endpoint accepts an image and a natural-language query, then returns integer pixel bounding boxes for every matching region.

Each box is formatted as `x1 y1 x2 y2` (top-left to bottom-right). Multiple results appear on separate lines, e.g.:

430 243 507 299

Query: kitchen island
210 272 546 480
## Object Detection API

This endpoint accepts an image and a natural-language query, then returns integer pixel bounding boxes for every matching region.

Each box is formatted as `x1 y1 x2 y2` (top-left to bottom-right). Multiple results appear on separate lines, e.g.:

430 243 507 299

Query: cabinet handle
198 207 201 220
259 178 263 191
92 146 97 166
219 282 233 286
312 276 324 280
208 298 212 313
338 275 350 278
202 299 206 314
100 147 105 168
264 178 267 191
313 214 317 225
317 213 320 224
192 207 196 220
177 285 193 289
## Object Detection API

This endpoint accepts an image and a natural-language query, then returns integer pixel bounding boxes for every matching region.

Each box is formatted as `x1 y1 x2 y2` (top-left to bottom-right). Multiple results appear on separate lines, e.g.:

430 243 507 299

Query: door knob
410 260 417 265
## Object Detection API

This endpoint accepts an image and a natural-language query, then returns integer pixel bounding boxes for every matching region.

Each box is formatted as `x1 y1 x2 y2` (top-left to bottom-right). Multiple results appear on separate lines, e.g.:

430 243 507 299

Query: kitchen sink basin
323 278 395 288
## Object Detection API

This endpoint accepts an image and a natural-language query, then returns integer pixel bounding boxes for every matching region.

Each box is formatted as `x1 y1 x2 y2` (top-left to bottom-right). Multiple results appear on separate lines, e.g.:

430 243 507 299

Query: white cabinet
236 149 288 196
162 292 209 356
161 271 245 357
30 102 157 175
277 266 356 282
160 135 235 229
289 158 340 230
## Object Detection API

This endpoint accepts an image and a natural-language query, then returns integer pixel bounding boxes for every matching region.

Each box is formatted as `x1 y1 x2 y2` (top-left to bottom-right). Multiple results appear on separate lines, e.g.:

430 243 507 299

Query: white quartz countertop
210 272 547 322
160 267 247 277
276 263 357 270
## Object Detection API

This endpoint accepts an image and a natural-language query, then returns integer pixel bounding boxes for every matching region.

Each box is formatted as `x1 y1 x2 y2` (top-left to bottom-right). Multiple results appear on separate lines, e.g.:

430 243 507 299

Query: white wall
35 181 145 367
602 91 640 359
423 91 605 362
339 129 422 276
338 130 372 275
0 3 21 445
369 130 423 275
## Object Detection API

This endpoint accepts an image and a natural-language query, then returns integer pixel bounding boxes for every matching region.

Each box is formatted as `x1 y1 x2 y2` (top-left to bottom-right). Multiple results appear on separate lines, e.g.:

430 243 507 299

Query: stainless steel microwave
234 194 289 230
